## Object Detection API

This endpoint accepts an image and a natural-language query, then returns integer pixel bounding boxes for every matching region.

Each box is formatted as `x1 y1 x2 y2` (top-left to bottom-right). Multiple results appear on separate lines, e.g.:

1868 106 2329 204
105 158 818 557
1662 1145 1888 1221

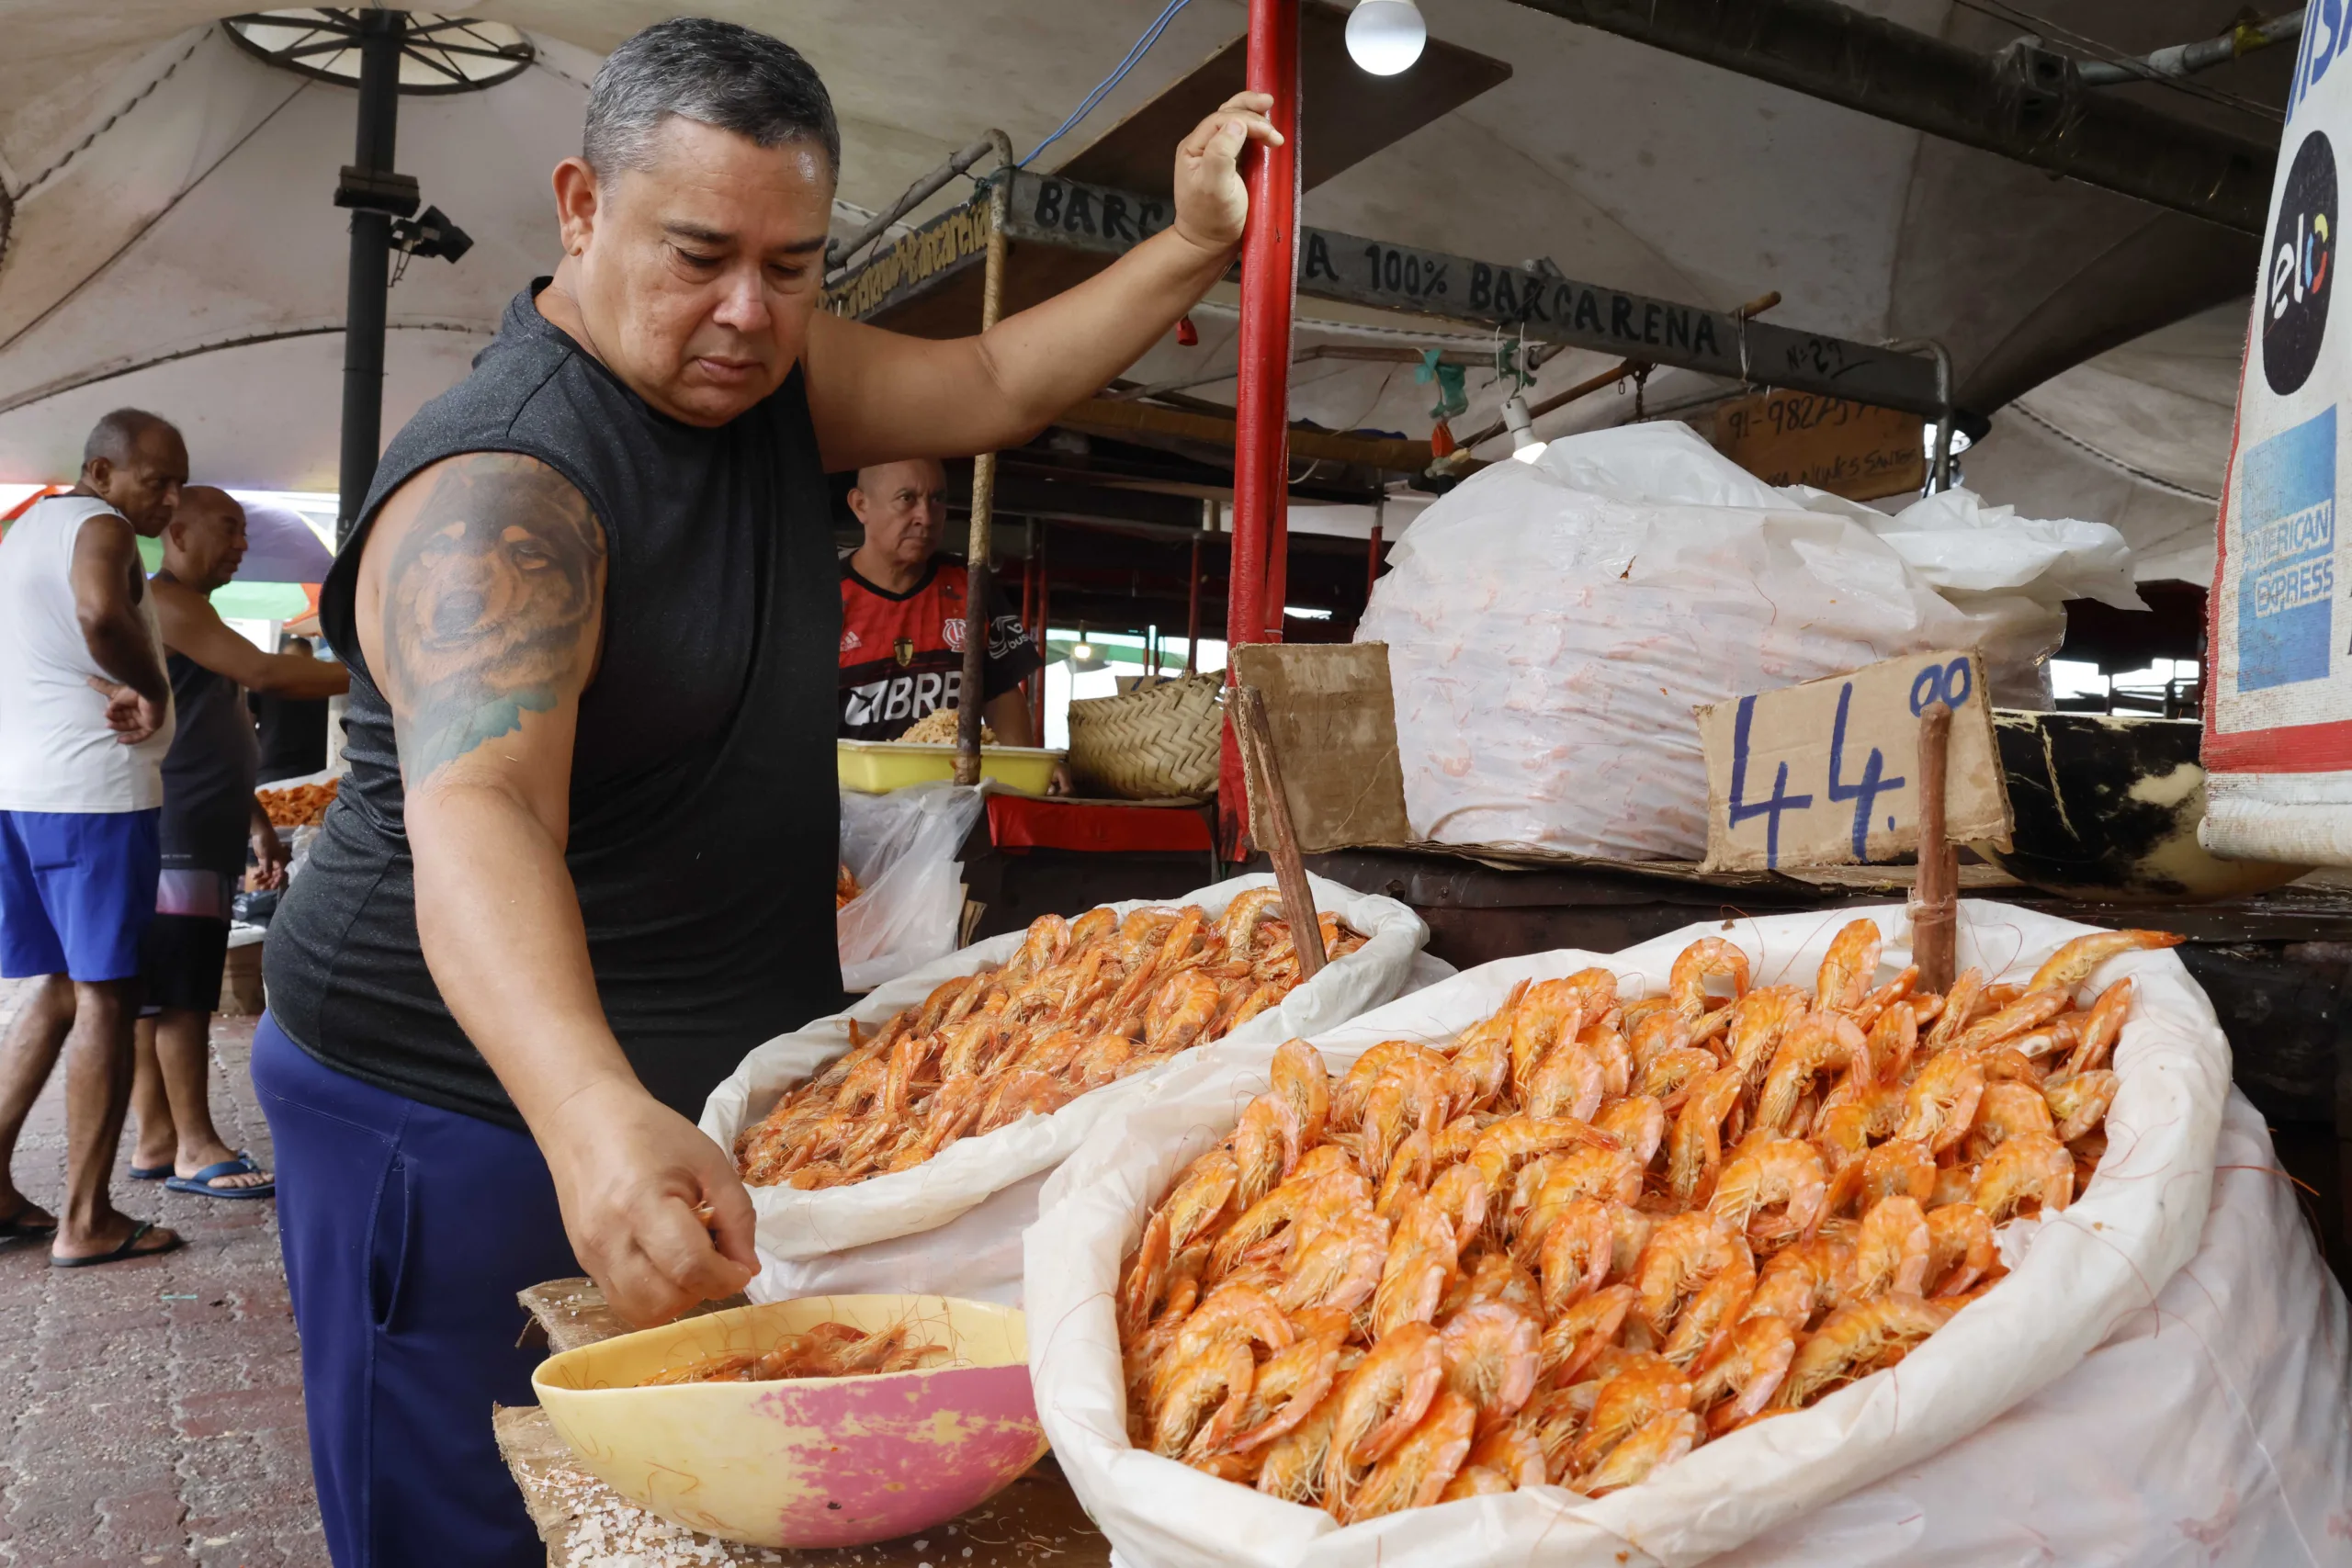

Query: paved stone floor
0 977 325 1568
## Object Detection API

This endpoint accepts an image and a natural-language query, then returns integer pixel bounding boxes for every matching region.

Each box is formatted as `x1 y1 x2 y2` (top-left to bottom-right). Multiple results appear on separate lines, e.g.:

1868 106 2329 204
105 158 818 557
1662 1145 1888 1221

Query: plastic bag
698 873 1430 1305
1359 423 2134 858
1023 900 2295 1568
835 783 987 992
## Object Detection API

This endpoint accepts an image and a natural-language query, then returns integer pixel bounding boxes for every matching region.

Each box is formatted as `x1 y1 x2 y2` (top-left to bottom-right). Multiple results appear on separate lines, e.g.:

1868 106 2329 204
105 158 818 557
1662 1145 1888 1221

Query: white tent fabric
0 0 2287 585
1961 301 2245 587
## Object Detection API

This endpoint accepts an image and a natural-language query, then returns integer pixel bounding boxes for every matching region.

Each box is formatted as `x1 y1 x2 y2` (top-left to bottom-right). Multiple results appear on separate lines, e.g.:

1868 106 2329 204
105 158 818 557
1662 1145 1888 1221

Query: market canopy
0 2 2286 582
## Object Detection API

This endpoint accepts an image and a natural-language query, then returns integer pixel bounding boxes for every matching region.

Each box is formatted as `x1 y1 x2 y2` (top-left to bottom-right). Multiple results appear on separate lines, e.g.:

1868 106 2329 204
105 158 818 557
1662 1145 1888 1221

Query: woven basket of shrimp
1026 900 2238 1567
698 874 1431 1303
1067 672 1224 801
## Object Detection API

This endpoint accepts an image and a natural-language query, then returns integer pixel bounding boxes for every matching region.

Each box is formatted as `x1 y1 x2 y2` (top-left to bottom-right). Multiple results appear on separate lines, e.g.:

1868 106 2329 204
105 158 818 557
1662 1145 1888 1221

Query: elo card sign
2205 28 2352 864
1696 651 2011 873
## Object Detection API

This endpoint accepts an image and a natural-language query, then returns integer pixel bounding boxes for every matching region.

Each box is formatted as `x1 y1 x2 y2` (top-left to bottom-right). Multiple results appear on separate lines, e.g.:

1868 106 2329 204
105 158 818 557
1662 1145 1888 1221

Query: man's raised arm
353 451 756 1324
152 584 350 700
805 92 1282 471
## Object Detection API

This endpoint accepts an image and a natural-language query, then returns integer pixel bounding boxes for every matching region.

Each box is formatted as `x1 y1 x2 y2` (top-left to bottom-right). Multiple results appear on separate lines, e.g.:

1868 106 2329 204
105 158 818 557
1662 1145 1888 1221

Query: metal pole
1221 0 1301 856
955 130 1015 786
1187 498 1211 676
1033 528 1050 740
337 9 404 544
1885 337 1954 492
1366 492 1384 604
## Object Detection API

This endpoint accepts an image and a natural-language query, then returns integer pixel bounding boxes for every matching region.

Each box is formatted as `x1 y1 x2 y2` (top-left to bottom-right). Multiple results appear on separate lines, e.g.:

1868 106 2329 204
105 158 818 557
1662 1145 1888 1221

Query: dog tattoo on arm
380 454 605 785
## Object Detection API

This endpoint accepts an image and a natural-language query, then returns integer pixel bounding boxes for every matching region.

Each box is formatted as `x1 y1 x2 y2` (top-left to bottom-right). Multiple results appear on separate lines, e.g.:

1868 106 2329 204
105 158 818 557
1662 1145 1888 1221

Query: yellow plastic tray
836 739 1062 795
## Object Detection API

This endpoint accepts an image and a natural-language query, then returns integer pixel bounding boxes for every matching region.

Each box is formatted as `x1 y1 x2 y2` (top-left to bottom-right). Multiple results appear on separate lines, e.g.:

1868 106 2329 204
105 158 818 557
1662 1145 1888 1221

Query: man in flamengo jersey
839 456 1069 790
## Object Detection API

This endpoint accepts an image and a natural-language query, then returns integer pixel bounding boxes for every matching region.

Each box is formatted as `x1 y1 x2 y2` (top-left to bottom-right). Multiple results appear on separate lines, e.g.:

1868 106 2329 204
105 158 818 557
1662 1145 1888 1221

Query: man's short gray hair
583 17 839 180
82 408 180 470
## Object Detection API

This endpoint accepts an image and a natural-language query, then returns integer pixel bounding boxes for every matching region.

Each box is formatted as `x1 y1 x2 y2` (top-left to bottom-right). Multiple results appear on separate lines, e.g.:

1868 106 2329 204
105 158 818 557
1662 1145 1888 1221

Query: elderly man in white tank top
0 408 187 1267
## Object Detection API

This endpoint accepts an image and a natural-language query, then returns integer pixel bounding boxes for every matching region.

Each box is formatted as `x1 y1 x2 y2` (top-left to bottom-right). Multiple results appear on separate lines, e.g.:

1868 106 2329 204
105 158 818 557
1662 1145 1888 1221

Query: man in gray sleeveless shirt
256 17 1283 1567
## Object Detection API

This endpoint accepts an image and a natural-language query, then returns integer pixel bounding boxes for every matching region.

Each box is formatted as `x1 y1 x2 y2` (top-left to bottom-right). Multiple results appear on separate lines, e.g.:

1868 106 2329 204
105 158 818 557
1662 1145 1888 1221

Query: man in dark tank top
135 487 345 1202
256 17 1282 1566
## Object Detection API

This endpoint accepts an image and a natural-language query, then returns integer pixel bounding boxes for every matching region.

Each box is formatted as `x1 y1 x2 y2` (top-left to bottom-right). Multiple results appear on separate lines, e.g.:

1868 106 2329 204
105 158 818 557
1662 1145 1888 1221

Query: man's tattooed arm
370 453 605 788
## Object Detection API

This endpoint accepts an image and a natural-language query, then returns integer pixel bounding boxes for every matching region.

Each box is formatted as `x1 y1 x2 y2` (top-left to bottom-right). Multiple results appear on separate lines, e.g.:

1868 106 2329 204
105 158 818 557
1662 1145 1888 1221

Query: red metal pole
1221 0 1301 858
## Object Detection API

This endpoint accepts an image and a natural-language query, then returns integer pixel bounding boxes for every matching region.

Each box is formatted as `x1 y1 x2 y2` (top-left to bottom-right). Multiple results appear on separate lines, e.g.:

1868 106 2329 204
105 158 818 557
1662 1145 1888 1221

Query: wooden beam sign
825 171 1949 420
1696 650 2012 873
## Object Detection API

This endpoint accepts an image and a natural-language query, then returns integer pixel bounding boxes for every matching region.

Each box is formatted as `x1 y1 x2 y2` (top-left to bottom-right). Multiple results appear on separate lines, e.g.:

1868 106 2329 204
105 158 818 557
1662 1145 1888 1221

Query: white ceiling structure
0 2 2287 582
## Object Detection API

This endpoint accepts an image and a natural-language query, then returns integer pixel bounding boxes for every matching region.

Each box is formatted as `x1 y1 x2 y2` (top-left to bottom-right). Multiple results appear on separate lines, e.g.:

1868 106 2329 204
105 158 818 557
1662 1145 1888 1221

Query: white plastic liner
835 782 988 992
1023 900 2340 1567
1360 423 2140 858
700 874 1429 1303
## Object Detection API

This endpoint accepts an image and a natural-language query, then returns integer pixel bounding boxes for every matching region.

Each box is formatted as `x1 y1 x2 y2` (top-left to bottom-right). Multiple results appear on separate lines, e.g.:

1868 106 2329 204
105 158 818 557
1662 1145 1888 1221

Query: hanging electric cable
1022 0 1198 165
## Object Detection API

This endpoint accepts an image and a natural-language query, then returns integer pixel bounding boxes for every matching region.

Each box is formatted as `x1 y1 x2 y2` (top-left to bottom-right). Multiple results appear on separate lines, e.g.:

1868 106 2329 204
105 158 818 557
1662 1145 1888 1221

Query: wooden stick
955 134 1014 787
1232 683 1327 980
1912 699 1958 993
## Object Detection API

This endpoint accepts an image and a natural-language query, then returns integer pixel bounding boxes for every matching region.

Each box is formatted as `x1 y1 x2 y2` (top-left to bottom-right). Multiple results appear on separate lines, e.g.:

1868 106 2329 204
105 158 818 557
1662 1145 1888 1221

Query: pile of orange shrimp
836 863 862 910
1116 920 2180 1522
736 890 1368 1190
638 1321 949 1386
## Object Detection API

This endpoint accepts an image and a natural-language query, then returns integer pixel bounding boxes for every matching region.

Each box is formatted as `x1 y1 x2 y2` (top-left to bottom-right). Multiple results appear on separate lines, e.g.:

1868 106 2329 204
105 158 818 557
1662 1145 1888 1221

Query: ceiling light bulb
1346 0 1426 75
1501 394 1547 462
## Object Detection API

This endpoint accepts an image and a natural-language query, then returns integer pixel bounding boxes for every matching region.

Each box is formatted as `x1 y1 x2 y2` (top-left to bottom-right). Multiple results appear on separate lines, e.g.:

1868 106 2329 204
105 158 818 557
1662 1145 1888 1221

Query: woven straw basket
1066 672 1225 800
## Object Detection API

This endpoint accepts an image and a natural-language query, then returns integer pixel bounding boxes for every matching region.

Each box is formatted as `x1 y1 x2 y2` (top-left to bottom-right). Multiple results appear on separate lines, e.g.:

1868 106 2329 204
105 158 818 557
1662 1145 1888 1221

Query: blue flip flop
164 1151 275 1201
129 1163 171 1181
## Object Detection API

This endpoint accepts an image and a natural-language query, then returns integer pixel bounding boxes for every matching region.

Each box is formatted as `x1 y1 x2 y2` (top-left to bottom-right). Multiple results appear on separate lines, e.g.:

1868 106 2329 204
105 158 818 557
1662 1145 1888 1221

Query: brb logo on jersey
2266 131 2336 397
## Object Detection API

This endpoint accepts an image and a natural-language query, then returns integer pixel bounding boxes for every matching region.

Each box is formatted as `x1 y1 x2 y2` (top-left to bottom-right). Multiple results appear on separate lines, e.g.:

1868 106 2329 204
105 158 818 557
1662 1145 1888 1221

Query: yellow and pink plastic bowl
533 1293 1046 1549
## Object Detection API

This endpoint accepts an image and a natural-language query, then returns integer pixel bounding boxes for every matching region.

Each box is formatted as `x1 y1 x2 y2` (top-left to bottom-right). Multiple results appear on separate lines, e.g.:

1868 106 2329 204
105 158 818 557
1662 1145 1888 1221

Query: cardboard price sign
1696 650 2012 872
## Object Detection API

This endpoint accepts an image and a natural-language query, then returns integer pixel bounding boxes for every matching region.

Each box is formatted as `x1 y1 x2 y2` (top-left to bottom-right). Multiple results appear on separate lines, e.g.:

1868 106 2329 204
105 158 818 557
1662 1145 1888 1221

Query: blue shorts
0 808 162 983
